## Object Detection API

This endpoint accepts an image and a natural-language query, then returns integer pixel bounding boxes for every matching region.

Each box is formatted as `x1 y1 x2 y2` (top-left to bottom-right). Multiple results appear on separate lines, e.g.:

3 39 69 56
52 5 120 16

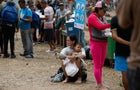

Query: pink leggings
90 40 108 84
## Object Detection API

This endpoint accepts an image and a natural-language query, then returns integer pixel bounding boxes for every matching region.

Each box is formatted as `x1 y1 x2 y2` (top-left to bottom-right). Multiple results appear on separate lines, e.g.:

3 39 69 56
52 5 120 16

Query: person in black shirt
111 16 132 90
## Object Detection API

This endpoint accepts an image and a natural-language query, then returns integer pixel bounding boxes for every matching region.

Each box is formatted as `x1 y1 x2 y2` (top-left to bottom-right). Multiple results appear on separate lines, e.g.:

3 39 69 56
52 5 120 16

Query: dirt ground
0 10 124 90
0 28 124 90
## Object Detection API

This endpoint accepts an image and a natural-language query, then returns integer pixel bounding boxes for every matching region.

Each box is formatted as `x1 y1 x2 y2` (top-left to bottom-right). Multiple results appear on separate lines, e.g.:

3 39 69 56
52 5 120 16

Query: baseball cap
95 1 108 11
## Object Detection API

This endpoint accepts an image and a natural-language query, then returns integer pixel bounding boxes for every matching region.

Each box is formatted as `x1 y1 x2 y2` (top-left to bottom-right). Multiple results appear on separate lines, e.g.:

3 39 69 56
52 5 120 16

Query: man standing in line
55 2 67 45
1 0 19 58
18 0 33 58
41 0 56 52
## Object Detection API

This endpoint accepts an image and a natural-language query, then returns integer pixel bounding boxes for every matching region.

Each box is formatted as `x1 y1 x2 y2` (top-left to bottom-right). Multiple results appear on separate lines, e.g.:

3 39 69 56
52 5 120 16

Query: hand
77 53 85 59
67 55 75 62
20 18 23 20
58 17 62 20
128 42 131 46
20 18 26 21
15 28 19 33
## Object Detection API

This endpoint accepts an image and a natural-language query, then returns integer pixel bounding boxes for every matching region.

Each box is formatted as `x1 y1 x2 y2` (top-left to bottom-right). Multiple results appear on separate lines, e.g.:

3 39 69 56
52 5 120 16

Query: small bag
65 61 79 77
102 28 112 37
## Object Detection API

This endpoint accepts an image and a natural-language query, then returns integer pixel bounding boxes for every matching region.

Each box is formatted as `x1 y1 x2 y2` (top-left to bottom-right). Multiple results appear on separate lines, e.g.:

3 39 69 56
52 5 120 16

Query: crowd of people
0 0 140 90
0 0 73 58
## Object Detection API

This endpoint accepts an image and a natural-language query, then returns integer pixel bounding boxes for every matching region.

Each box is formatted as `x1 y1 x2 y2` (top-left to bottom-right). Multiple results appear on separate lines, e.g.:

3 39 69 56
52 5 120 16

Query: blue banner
74 0 86 30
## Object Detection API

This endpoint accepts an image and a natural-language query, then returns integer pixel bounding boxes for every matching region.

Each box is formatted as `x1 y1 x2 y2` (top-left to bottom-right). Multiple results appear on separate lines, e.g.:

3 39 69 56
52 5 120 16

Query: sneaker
20 53 27 56
3 54 10 58
33 43 36 46
46 49 54 53
25 54 34 58
11 54 16 58
54 48 58 52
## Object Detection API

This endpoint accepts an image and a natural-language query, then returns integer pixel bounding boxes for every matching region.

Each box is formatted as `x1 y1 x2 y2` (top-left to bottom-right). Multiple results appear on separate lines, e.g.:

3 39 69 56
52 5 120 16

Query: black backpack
52 66 87 82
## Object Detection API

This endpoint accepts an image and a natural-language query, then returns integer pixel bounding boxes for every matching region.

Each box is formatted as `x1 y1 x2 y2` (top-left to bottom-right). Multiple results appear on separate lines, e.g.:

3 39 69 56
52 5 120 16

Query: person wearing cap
52 0 60 11
88 1 110 90
55 2 69 45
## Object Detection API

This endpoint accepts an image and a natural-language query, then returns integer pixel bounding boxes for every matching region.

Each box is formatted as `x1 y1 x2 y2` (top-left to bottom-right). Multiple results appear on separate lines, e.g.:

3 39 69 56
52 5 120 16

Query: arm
117 0 133 29
41 10 49 21
77 48 86 59
67 48 86 60
20 8 32 22
111 16 130 46
42 6 54 21
88 13 110 30
58 11 70 20
56 9 69 20
112 29 130 46
15 4 19 32
59 48 67 59
20 16 32 22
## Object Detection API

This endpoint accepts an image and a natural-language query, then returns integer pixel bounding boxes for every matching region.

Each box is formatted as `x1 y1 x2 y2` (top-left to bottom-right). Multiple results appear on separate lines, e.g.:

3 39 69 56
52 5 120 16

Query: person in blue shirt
18 0 33 58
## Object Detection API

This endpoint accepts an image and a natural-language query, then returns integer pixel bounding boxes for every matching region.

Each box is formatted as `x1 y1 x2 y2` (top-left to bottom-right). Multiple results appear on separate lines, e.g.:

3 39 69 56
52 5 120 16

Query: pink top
88 13 110 41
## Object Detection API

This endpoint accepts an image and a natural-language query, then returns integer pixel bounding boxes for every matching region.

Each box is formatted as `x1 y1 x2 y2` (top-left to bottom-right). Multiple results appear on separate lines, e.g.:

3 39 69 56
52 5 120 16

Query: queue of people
0 0 72 58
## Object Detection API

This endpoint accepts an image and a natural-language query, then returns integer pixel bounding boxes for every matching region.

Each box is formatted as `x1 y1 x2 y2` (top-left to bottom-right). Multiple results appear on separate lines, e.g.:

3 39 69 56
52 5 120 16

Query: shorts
114 56 128 72
44 28 55 41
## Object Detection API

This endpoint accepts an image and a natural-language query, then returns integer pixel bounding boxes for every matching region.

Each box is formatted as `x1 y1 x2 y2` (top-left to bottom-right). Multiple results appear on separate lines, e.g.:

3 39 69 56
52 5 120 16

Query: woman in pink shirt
88 1 110 90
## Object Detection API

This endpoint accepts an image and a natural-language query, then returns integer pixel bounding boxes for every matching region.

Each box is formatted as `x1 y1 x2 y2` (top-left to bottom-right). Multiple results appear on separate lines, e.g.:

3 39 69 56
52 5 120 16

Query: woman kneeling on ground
59 34 86 83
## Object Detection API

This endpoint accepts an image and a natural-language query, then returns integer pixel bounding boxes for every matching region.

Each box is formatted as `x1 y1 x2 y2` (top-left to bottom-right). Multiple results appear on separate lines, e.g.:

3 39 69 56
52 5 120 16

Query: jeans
20 29 33 55
127 67 140 90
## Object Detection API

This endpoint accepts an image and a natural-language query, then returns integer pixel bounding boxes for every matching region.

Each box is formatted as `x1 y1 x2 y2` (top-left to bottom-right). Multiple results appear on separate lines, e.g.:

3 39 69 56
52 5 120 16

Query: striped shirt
44 6 54 29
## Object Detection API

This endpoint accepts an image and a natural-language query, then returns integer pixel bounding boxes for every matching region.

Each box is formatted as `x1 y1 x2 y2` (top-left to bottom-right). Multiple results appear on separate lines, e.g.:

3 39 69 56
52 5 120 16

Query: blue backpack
32 11 39 27
1 2 18 25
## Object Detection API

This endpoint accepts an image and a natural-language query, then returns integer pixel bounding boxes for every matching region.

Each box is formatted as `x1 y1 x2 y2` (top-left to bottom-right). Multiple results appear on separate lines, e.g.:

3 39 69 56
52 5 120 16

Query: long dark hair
68 34 78 46
18 0 25 4
94 7 102 13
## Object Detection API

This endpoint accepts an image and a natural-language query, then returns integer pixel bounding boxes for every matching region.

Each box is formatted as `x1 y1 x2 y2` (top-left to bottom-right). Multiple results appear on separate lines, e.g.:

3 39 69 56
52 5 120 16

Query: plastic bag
65 61 79 77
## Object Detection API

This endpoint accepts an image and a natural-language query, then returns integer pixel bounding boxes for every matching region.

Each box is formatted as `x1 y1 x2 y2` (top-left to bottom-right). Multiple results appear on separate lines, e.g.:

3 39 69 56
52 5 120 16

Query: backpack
50 67 65 82
1 2 18 25
32 11 39 27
